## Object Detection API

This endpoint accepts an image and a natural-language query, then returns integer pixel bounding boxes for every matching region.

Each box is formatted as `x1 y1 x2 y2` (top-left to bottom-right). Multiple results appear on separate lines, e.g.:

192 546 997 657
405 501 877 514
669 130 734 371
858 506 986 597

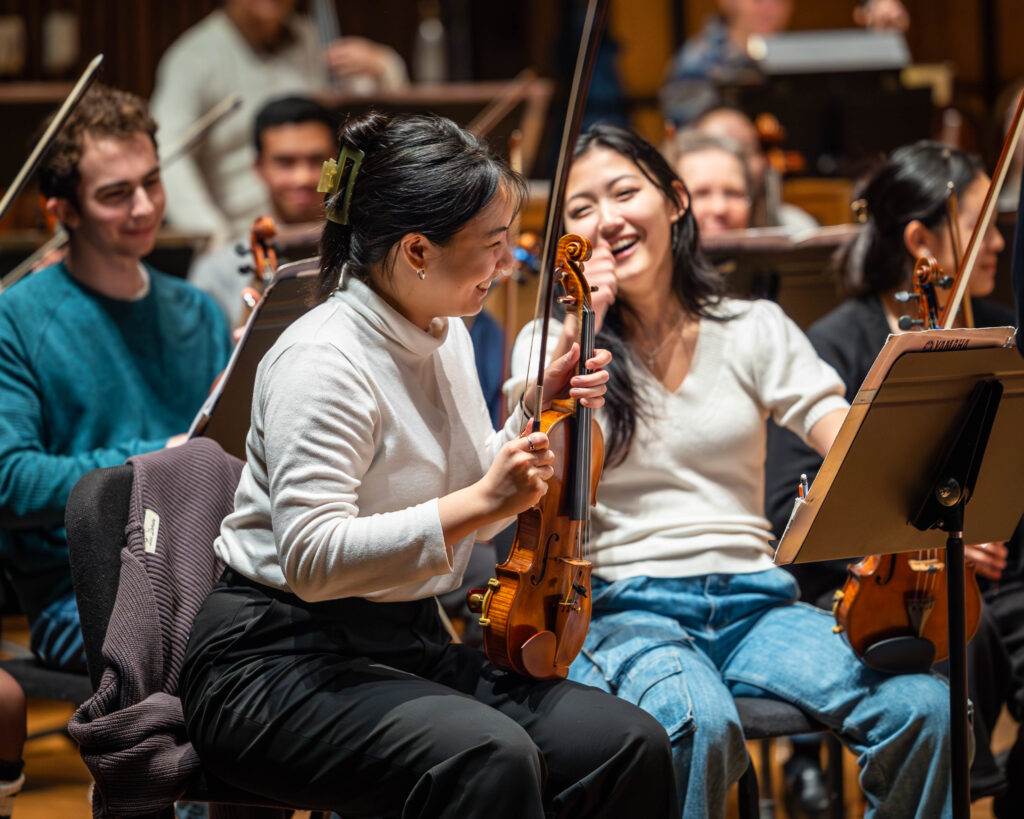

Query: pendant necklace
636 311 686 371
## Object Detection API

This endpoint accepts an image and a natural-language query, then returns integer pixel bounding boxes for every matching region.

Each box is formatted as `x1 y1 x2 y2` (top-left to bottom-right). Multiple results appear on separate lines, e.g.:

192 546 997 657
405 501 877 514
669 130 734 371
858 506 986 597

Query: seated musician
507 124 952 818
765 140 1022 817
692 106 817 232
178 112 679 817
189 94 338 326
672 131 753 236
150 0 406 247
0 85 232 672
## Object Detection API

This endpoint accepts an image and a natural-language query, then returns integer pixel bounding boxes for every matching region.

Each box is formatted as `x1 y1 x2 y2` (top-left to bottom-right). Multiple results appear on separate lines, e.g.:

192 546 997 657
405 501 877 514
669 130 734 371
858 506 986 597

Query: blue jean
569 568 951 818
29 591 87 673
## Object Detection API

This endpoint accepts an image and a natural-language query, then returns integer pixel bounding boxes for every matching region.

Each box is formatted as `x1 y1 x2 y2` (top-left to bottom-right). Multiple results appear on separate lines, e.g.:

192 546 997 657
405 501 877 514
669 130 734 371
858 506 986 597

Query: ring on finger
527 434 535 452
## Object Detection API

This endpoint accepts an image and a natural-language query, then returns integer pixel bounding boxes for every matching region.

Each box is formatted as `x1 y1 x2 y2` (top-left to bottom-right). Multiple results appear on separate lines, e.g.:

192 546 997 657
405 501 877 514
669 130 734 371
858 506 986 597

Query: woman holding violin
766 139 1022 816
178 112 678 818
508 125 952 818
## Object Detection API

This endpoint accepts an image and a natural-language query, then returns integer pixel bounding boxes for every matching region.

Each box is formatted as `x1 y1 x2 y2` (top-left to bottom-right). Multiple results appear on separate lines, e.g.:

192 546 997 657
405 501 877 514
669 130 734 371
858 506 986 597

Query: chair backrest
66 439 244 693
65 463 134 691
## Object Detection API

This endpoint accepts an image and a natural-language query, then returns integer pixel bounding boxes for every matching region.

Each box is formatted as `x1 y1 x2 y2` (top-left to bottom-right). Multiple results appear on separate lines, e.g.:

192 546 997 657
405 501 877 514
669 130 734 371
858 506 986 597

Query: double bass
466 0 608 680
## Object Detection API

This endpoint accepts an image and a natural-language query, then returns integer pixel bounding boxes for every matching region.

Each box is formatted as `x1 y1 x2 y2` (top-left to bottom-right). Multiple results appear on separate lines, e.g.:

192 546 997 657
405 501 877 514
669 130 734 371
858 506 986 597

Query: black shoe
783 755 830 818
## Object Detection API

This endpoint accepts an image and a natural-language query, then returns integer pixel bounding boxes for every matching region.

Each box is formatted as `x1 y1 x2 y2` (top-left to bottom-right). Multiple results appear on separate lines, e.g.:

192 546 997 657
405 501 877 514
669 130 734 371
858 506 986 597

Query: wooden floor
4 612 1018 818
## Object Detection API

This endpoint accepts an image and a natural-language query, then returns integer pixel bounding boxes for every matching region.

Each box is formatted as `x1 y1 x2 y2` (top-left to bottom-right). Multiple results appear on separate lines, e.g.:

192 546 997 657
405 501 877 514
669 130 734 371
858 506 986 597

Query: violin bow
941 91 1024 329
1014 137 1024 356
528 0 608 431
0 90 243 294
0 53 103 225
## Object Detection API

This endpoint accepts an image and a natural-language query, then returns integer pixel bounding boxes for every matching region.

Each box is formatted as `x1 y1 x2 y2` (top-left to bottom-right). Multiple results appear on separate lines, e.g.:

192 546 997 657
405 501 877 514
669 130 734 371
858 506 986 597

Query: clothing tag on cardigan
143 509 160 554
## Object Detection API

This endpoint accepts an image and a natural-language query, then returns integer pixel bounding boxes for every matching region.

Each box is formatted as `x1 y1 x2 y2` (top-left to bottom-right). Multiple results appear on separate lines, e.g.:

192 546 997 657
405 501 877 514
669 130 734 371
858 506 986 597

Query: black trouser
179 571 678 818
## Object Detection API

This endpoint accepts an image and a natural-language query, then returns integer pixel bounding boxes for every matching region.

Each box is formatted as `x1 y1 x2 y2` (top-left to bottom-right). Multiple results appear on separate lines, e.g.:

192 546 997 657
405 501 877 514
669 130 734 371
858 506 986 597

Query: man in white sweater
150 0 405 247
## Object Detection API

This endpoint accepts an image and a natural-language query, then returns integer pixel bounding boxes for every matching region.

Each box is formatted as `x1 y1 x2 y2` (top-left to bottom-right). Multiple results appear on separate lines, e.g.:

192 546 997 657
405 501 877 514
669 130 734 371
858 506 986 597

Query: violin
754 112 805 176
832 97 1024 671
468 236 603 679
465 0 608 680
238 215 279 329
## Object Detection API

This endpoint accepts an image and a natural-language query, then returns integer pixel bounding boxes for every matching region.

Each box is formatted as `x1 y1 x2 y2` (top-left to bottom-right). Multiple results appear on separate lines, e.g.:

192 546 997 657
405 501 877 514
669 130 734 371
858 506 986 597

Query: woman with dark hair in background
507 124 952 818
178 112 679 819
764 140 1023 818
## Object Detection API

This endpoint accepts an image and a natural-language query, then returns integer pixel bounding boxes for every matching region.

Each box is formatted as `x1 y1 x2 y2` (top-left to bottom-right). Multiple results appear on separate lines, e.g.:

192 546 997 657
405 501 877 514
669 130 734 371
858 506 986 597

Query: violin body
833 551 981 671
474 408 604 680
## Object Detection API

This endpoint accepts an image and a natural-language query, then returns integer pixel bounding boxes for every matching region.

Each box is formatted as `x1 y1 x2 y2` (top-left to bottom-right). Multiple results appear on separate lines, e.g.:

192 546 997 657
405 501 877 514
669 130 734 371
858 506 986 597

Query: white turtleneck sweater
506 298 848 580
215 275 523 602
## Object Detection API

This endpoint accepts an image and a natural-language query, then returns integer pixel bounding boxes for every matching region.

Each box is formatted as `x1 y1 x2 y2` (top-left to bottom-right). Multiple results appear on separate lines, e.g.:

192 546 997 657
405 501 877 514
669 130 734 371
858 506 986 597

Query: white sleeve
150 45 233 243
747 301 849 441
259 343 453 601
501 318 564 414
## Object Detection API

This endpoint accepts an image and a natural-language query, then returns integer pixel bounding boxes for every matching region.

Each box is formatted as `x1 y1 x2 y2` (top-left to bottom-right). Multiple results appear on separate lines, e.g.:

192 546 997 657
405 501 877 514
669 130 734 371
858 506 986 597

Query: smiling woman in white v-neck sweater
177 112 679 819
504 123 954 819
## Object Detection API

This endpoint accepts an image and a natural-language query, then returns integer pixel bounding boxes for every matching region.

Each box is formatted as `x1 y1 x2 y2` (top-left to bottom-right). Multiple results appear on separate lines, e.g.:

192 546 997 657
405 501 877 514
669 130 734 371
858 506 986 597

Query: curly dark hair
37 83 158 209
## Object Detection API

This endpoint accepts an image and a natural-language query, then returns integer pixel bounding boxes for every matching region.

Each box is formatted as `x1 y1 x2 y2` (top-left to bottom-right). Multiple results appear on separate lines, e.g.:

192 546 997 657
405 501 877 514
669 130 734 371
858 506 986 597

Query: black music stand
190 257 318 459
775 327 1024 819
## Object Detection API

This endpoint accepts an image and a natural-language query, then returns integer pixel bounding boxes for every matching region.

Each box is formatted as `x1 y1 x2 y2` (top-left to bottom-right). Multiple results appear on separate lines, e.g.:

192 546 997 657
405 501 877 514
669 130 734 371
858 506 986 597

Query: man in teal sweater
0 84 232 672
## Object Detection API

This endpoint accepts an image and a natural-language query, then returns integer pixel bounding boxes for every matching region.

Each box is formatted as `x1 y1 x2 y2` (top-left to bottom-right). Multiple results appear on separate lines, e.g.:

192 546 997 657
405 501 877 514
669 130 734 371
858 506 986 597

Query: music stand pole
907 379 1003 818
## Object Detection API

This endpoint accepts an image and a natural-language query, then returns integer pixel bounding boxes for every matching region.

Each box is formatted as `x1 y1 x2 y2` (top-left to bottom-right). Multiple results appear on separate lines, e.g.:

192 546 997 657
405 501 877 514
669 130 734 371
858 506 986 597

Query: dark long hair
314 112 527 304
838 140 983 296
569 124 729 465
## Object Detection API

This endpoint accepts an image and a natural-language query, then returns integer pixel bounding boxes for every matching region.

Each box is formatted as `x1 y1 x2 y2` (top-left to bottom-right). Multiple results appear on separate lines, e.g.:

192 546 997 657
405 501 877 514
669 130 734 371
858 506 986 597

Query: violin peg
898 315 924 331
557 296 577 305
894 291 913 303
938 276 954 288
590 286 599 292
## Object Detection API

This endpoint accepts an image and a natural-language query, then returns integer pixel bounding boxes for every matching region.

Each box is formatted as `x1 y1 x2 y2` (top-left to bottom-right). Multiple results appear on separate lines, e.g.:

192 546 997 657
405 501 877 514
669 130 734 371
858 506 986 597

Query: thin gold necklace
633 311 686 370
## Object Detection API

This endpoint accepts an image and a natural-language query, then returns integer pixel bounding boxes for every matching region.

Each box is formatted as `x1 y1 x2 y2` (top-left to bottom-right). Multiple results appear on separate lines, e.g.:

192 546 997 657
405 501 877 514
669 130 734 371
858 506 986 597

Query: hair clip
318 143 365 225
850 198 868 223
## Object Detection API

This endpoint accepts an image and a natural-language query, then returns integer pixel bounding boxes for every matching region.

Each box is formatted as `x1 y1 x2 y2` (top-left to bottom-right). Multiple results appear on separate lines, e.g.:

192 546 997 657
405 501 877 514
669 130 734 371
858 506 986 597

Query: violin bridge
907 558 943 573
905 594 935 636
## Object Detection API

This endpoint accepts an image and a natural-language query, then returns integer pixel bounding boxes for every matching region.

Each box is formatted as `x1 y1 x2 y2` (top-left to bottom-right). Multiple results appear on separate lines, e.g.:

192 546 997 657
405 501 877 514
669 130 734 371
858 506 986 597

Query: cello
466 0 608 680
832 95 1024 671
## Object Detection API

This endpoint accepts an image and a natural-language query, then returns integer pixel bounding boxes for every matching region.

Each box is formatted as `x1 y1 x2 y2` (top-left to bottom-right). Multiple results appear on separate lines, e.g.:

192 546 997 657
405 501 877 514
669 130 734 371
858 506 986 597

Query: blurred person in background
151 0 405 248
189 94 338 327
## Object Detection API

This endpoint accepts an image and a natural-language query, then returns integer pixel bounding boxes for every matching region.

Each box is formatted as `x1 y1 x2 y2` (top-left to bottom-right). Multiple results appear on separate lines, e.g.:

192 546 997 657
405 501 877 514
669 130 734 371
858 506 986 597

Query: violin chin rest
862 637 935 675
520 630 567 680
